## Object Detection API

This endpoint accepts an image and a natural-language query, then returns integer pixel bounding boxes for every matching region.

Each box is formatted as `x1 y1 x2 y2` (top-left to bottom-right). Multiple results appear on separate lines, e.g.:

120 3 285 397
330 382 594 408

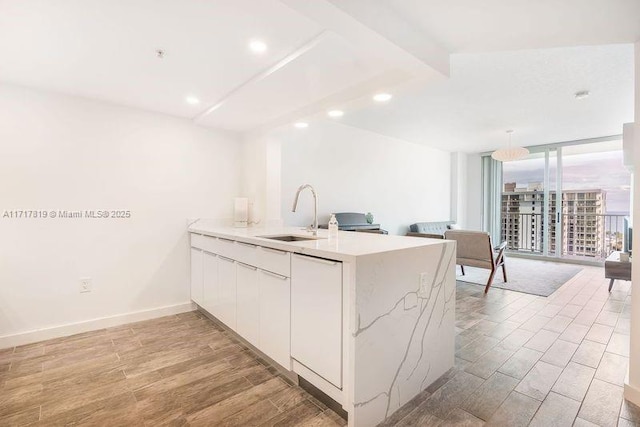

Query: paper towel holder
234 197 249 228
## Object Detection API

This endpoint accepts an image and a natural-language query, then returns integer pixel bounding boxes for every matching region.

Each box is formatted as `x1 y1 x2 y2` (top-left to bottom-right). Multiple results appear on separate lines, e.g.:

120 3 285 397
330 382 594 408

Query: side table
604 251 632 292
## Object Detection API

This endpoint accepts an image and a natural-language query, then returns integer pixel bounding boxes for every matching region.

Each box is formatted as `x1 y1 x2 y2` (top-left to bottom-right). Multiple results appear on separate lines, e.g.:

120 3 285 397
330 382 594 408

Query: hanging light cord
506 130 514 149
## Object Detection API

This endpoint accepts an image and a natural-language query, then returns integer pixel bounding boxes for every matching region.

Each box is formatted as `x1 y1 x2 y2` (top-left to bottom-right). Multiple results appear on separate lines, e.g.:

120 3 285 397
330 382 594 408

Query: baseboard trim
299 376 348 421
0 302 195 349
625 380 640 407
505 252 604 267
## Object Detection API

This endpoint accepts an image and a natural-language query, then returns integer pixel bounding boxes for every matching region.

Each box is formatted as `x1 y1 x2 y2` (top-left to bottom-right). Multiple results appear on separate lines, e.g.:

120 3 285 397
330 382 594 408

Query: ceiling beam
193 30 330 124
246 68 418 136
281 0 450 78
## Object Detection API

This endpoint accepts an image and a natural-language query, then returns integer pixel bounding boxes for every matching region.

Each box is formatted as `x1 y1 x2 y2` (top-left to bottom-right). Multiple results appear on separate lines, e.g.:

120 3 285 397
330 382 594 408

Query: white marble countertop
188 219 450 262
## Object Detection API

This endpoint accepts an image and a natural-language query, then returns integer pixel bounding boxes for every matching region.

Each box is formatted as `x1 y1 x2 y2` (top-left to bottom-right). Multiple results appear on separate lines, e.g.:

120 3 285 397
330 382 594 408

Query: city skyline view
503 149 631 213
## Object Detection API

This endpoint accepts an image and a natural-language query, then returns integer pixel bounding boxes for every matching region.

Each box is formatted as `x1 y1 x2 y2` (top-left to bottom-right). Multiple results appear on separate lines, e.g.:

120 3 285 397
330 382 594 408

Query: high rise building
556 190 606 257
501 184 545 252
501 183 607 257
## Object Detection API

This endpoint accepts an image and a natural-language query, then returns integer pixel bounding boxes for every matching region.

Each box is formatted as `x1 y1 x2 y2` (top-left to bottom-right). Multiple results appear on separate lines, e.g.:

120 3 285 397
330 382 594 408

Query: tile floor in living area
0 264 638 426
383 265 639 427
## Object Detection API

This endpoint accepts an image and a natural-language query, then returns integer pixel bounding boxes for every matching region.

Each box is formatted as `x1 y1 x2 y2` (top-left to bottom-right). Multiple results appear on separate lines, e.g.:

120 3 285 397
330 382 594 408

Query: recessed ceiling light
249 39 267 54
327 110 344 118
373 93 392 102
575 90 590 100
294 122 308 129
185 96 200 105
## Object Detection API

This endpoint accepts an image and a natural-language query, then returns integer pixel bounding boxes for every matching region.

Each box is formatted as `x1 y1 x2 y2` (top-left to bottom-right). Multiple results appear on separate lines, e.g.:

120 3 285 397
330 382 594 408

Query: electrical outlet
79 277 92 293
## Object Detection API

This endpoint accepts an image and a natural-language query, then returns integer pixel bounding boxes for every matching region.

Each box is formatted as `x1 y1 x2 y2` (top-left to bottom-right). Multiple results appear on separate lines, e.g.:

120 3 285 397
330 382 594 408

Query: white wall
463 153 483 231
450 152 467 228
626 39 640 407
240 133 282 227
278 122 451 235
0 83 241 344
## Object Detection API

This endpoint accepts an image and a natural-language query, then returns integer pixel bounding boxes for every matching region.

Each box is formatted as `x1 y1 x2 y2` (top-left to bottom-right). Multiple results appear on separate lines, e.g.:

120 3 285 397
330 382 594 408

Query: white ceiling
332 44 635 152
333 0 640 53
0 0 441 132
0 0 324 120
0 0 638 152
196 31 397 131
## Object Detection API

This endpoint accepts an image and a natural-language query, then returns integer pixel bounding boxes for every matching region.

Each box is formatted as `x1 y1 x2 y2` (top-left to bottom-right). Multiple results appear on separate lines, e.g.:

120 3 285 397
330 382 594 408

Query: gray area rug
456 256 583 297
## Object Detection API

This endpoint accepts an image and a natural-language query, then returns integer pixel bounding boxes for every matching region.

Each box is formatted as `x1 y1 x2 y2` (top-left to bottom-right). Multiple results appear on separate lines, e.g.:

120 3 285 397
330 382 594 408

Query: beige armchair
444 230 507 293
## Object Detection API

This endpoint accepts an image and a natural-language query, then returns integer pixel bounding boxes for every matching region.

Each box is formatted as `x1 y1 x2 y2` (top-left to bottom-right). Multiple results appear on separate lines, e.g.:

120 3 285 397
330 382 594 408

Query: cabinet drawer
257 246 291 277
191 233 219 253
216 237 237 259
190 233 206 250
234 241 258 266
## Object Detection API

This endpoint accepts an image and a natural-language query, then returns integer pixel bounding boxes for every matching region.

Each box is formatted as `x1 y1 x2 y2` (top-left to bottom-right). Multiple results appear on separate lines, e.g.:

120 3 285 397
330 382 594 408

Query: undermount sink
258 234 322 242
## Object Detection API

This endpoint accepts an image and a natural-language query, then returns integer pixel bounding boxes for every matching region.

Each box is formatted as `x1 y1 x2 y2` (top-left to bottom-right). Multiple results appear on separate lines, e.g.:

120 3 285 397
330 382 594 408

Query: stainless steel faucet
292 184 319 236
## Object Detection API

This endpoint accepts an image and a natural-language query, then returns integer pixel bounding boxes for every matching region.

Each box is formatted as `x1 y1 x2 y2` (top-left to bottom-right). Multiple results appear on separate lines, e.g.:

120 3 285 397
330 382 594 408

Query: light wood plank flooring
2 264 639 426
0 311 346 426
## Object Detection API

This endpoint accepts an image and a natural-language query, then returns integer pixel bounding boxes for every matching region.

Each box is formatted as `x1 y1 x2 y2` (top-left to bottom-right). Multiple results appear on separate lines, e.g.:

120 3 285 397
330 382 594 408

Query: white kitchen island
188 220 456 427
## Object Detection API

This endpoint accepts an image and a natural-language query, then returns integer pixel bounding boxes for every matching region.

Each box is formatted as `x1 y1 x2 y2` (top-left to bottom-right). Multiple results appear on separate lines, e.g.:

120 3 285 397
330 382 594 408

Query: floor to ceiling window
499 139 630 261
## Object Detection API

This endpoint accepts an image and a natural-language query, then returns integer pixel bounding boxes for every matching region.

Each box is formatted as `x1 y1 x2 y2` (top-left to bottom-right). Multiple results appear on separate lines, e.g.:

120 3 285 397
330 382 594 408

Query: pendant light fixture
491 130 529 162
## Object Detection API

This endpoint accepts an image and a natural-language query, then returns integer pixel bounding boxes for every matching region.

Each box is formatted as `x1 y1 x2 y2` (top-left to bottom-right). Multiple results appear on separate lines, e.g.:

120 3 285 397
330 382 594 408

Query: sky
503 150 631 213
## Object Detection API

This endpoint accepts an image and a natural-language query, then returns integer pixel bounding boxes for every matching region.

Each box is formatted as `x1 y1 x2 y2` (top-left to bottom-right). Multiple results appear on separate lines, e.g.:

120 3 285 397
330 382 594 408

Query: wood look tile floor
384 265 640 427
0 311 346 426
1 264 639 426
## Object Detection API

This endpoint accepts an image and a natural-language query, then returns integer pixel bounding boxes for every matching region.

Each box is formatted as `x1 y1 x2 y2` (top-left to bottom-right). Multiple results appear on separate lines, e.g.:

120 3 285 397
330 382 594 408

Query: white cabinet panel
217 238 237 260
291 254 342 388
202 251 219 315
217 256 237 329
259 269 291 369
190 248 203 305
190 235 300 374
190 233 206 250
257 246 291 277
191 233 219 253
236 262 259 347
235 241 258 267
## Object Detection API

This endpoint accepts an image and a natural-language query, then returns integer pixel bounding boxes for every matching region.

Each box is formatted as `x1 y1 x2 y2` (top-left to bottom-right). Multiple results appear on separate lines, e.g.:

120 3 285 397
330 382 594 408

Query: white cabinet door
190 248 203 305
291 254 342 387
259 269 290 369
202 251 219 315
216 256 237 329
236 262 259 347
